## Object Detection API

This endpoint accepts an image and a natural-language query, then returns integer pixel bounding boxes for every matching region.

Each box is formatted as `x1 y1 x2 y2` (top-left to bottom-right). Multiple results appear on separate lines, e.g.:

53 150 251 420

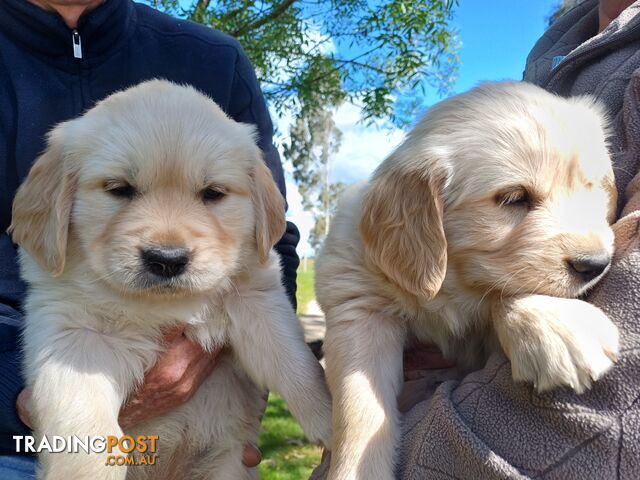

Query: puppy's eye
202 187 226 203
105 181 136 200
496 188 532 208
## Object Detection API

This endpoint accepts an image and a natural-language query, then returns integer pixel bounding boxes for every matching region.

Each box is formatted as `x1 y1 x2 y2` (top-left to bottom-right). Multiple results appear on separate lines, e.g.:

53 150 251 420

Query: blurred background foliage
151 0 459 126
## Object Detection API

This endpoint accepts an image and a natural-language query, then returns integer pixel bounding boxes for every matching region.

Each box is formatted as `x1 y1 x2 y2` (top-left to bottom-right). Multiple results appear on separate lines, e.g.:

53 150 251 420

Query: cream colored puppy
9 80 331 480
316 82 619 480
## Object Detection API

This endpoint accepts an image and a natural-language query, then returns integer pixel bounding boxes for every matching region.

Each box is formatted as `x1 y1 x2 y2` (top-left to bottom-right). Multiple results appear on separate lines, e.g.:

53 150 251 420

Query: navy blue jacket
0 0 299 453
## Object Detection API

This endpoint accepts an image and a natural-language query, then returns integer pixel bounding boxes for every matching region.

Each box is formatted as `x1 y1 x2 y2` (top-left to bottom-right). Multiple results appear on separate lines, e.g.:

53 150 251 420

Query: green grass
296 259 315 315
259 393 322 480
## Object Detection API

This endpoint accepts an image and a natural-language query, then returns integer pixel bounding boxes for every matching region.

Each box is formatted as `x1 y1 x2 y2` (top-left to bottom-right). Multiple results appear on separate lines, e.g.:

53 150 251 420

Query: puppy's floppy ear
251 159 286 263
360 151 448 299
8 126 77 276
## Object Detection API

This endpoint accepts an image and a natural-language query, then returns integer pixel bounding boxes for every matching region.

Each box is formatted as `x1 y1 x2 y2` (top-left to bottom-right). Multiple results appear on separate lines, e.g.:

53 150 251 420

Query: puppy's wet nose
142 247 190 278
568 251 611 282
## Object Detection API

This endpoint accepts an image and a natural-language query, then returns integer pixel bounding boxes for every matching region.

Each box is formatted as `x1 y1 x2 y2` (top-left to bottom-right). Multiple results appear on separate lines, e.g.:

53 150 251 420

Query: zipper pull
72 29 82 59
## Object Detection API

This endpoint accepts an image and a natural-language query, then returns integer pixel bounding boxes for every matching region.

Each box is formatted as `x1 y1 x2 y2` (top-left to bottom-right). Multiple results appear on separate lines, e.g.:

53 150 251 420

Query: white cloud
330 103 405 184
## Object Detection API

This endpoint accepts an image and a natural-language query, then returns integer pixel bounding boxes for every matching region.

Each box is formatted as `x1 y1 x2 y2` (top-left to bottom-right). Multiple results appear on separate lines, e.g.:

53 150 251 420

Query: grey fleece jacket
311 1 640 479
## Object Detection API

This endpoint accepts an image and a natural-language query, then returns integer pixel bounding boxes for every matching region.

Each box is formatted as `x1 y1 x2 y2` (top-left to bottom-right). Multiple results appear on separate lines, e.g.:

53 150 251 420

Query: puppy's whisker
509 273 536 297
476 280 503 314
510 276 545 298
82 269 123 286
474 265 529 318
477 272 516 309
498 266 530 303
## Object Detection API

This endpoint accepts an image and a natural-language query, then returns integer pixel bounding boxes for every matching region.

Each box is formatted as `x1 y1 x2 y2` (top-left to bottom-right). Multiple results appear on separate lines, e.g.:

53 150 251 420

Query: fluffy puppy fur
9 80 331 480
316 81 620 480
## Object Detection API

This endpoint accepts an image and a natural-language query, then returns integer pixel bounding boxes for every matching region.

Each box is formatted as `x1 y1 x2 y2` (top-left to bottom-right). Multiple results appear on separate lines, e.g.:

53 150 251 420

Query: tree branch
232 0 297 37
192 0 211 21
335 58 388 75
212 0 254 25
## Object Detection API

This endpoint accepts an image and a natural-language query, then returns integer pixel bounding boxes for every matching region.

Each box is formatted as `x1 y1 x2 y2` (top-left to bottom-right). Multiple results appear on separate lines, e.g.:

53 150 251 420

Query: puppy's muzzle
567 250 611 283
141 246 191 279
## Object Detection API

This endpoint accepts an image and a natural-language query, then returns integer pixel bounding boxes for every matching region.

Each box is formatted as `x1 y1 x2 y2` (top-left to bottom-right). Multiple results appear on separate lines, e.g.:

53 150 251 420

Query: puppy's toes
301 423 331 448
510 301 620 394
526 346 583 394
540 303 618 393
293 395 332 448
304 411 333 448
567 343 609 393
569 304 619 378
315 423 333 449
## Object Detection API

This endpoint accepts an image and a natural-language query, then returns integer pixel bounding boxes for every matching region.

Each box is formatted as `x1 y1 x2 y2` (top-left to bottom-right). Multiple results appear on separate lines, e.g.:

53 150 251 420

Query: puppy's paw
496 296 619 394
298 399 333 448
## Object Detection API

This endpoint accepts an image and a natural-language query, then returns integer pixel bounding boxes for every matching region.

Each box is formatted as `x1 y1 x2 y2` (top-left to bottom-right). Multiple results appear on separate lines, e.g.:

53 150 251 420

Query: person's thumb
16 388 32 428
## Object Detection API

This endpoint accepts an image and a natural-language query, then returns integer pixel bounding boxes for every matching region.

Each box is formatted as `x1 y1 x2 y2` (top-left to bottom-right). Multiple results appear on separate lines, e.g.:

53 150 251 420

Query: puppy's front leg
25 327 142 480
323 308 405 480
492 295 619 393
223 281 332 447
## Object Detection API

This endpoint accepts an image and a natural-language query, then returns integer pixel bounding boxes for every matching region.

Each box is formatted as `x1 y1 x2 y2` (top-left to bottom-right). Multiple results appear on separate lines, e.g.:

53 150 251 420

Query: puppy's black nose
568 251 611 282
142 247 190 278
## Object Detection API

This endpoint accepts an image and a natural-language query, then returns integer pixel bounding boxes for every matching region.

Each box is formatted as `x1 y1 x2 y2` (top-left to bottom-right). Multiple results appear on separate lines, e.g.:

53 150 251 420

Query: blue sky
452 0 558 93
282 0 562 254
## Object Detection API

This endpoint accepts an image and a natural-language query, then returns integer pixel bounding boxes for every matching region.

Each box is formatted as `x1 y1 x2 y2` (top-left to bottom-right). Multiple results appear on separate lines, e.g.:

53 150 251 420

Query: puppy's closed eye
104 180 137 200
496 186 533 209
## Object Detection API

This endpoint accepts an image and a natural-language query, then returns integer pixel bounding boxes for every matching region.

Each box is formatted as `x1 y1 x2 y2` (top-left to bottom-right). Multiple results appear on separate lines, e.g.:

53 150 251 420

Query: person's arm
0 233 31 453
0 67 30 452
227 46 301 308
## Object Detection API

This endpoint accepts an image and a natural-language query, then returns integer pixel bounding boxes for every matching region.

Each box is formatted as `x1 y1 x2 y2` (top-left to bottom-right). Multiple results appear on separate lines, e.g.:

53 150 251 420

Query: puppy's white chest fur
183 302 230 352
20 252 332 480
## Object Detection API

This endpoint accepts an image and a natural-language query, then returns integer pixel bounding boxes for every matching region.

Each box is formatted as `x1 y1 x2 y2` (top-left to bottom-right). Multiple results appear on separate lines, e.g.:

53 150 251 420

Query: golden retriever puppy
316 81 619 480
9 80 331 480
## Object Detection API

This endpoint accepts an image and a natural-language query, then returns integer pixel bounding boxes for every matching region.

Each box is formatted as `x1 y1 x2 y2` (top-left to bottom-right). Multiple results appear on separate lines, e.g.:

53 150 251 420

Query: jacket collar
0 0 135 66
525 0 640 89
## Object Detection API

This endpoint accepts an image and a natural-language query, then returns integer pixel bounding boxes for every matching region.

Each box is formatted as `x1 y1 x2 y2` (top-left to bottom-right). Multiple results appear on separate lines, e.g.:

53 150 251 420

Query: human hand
399 341 459 413
403 341 456 380
118 326 221 428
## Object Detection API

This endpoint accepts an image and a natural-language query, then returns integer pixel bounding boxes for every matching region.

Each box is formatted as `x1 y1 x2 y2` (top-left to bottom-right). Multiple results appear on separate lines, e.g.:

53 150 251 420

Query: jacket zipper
71 29 87 109
72 29 82 59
